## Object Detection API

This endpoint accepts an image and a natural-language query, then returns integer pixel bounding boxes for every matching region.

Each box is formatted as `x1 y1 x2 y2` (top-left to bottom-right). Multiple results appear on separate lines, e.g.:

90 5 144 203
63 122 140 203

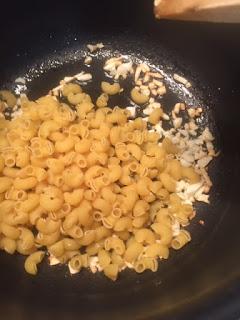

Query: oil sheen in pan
5 42 222 277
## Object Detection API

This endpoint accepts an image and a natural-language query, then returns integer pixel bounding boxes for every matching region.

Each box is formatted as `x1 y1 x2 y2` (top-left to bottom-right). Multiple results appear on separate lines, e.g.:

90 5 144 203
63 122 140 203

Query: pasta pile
0 81 205 280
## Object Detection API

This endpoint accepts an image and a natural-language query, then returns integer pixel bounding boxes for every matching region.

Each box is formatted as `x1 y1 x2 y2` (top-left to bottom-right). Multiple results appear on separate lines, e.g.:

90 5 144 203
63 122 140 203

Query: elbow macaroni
0 80 212 281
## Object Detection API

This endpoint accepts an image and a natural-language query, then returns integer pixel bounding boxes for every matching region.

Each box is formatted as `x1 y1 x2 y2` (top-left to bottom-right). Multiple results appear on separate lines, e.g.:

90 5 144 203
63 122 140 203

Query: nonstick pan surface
0 1 240 319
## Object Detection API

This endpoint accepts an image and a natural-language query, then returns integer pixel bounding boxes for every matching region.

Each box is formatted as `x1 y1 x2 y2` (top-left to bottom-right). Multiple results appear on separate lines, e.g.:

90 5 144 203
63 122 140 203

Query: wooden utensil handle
154 0 240 23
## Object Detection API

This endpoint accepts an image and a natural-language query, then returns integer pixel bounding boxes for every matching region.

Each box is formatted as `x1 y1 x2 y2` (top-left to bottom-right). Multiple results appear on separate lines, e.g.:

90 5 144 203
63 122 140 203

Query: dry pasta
0 56 217 281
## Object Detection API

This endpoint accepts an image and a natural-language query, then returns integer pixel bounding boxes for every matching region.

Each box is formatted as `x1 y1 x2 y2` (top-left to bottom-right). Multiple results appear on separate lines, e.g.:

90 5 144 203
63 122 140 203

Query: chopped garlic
172 220 180 236
143 73 150 83
136 80 143 86
104 57 123 77
180 158 192 167
194 188 209 203
125 262 134 269
173 73 188 85
199 168 213 187
75 73 92 81
197 156 213 168
173 117 182 129
140 63 150 73
143 102 161 115
104 57 133 79
14 84 27 95
154 122 165 138
134 63 151 83
189 121 198 131
177 180 210 204
68 262 79 274
51 72 92 95
15 77 26 85
181 151 195 164
89 256 103 273
140 85 148 90
115 61 133 80
151 89 158 96
206 141 214 152
141 88 150 96
148 72 163 79
135 65 142 83
201 127 214 141
49 255 61 266
87 43 104 53
157 86 166 96
176 180 203 204
11 108 23 119
149 82 156 90
153 79 163 87
126 106 136 117
194 149 207 160
84 56 93 65
173 103 184 114
163 113 170 121
105 56 123 65
187 108 196 118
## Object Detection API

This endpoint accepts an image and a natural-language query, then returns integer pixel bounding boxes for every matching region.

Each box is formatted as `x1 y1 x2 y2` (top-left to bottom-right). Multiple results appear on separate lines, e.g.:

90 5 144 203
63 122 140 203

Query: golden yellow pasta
181 166 200 184
0 90 17 107
0 177 13 193
0 237 17 254
124 241 143 263
98 249 111 268
103 263 118 281
171 230 191 250
69 254 82 272
145 243 169 259
96 93 109 108
162 137 179 154
24 251 45 275
101 82 121 95
131 88 149 104
159 173 176 193
62 83 82 96
0 65 216 281
148 107 163 125
135 228 156 244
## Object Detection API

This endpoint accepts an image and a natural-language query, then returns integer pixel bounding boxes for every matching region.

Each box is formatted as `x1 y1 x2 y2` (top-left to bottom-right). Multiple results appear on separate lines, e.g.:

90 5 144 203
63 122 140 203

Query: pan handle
154 0 240 23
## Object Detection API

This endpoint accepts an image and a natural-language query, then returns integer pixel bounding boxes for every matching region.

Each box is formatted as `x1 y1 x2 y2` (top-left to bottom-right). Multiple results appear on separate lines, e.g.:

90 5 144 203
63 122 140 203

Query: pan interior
0 38 232 319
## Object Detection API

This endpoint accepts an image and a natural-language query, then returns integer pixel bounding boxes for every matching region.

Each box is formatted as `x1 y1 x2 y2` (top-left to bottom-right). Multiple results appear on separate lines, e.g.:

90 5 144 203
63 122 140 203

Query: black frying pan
0 1 240 319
